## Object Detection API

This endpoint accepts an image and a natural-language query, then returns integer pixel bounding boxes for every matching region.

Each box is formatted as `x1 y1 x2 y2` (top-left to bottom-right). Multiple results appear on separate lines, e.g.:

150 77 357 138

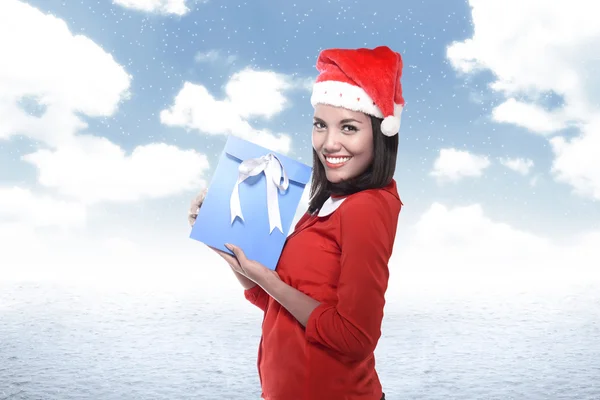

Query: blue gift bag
190 135 312 270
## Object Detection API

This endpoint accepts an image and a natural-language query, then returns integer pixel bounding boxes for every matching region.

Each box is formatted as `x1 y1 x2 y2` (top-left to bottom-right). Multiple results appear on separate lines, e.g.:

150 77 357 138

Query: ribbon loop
230 154 289 234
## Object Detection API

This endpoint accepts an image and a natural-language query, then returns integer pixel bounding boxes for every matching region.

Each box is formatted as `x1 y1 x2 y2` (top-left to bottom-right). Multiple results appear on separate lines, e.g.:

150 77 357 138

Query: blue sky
1 0 599 294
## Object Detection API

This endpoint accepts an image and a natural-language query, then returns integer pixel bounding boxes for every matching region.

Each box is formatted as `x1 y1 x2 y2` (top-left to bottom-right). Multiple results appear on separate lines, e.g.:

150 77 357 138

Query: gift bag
190 135 312 270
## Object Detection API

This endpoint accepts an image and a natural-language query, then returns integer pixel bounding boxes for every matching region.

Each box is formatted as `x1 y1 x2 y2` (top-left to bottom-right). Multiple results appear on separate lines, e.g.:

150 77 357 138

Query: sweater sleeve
244 285 270 312
305 193 398 361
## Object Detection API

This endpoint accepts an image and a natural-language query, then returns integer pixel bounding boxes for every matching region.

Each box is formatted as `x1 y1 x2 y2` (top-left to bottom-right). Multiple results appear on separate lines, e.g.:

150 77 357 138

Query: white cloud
160 68 300 154
390 202 600 297
529 175 540 187
225 69 292 119
297 76 315 92
0 1 210 209
492 99 567 135
113 0 190 15
0 0 131 146
0 187 86 228
2 200 599 301
499 157 534 175
195 50 237 65
550 117 600 200
0 224 246 297
0 0 129 146
446 0 600 199
22 136 209 204
430 148 491 182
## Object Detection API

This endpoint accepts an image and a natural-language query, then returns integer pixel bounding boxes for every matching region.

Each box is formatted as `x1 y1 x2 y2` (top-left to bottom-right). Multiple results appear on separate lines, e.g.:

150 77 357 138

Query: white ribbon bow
230 153 289 234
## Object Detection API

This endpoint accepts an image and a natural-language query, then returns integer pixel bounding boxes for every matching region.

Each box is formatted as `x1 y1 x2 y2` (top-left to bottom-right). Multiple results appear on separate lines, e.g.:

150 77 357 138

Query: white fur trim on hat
310 80 384 118
381 104 403 136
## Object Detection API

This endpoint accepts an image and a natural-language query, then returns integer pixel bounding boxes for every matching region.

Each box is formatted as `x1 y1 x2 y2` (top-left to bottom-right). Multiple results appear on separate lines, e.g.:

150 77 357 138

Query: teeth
325 156 351 164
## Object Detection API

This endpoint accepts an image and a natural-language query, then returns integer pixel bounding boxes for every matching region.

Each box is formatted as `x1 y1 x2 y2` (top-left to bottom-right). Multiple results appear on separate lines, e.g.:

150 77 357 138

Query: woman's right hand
188 188 208 227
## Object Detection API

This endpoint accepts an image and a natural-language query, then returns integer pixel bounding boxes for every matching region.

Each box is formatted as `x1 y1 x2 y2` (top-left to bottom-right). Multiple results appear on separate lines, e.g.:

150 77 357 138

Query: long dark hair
307 115 398 214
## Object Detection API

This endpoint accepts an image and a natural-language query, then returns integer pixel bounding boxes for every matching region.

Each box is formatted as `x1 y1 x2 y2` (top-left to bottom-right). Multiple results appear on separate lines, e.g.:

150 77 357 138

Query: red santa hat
310 46 405 137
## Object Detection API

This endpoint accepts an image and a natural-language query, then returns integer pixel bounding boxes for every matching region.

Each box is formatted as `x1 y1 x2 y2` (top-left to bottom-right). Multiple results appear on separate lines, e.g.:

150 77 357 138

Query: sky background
1 0 599 299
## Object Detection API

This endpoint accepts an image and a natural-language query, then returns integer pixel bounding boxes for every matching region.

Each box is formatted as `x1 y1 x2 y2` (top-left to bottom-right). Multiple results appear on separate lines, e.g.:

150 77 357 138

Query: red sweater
244 180 402 400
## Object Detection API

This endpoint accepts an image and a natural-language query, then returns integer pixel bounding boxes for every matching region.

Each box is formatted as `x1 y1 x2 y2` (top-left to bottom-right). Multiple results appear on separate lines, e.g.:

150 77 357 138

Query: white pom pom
381 116 400 136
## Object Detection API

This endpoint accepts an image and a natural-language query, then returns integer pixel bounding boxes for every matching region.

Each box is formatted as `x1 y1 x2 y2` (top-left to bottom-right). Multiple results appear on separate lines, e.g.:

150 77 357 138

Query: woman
189 46 405 400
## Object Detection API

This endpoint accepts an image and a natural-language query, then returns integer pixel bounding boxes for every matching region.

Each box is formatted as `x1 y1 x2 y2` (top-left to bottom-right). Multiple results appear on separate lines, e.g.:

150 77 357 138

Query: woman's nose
322 131 342 152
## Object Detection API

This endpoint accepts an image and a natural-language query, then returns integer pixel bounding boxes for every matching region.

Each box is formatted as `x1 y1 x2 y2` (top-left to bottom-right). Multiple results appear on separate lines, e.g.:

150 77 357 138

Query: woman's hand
219 243 320 328
188 188 208 227
215 243 281 287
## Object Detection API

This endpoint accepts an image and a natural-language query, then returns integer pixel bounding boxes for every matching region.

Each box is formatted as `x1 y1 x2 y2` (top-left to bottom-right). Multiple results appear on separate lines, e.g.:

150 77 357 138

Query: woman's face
312 104 374 183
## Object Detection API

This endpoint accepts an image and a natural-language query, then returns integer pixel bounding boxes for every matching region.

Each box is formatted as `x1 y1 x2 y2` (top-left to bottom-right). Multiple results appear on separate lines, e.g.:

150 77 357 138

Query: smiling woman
312 107 375 181
189 45 405 400
309 104 398 215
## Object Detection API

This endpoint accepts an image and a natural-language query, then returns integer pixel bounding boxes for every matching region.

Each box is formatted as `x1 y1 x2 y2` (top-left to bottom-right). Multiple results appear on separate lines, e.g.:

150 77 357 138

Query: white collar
317 196 346 217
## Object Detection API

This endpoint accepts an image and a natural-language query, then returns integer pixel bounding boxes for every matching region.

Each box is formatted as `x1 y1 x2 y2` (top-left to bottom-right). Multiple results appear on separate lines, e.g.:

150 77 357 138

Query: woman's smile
324 155 352 169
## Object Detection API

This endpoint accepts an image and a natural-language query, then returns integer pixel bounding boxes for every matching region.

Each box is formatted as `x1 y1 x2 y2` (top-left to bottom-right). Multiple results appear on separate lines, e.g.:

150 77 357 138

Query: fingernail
224 243 232 250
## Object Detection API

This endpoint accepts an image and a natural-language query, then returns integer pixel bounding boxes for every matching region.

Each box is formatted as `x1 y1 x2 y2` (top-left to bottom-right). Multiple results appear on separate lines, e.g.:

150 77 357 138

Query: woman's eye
342 125 357 132
313 122 325 129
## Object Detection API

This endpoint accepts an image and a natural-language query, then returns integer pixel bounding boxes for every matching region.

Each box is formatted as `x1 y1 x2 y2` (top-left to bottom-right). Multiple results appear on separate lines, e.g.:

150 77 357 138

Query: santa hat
310 46 405 137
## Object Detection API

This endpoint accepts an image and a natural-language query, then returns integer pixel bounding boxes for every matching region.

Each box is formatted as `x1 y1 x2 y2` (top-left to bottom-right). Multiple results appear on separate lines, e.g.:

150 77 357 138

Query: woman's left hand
217 243 281 286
